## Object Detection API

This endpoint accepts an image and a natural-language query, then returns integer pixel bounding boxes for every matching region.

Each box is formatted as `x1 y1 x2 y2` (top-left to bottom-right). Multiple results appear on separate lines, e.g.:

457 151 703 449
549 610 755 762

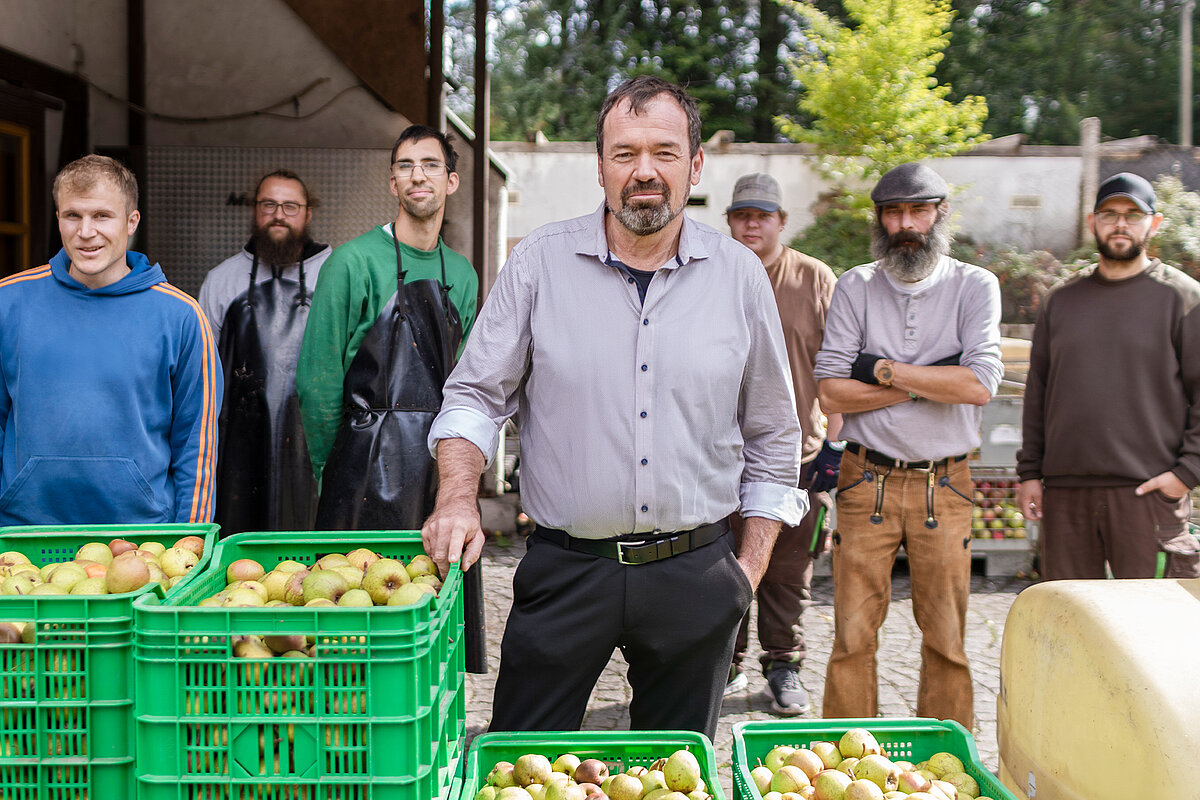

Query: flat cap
871 163 949 206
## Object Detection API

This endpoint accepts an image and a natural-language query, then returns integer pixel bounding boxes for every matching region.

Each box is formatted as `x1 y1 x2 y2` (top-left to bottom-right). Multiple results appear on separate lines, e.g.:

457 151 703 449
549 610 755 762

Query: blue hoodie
0 250 221 525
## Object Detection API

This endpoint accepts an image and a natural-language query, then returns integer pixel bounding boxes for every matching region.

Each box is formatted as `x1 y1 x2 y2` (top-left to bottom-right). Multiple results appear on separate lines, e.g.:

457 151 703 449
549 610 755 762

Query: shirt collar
576 202 710 269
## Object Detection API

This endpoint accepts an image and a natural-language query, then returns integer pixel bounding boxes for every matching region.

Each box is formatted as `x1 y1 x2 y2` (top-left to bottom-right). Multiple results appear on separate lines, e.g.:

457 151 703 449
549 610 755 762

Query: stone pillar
1079 117 1101 246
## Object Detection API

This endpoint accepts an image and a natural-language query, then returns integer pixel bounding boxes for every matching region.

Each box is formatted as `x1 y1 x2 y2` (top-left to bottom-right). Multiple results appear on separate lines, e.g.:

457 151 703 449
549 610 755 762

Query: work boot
724 663 748 696
766 666 810 715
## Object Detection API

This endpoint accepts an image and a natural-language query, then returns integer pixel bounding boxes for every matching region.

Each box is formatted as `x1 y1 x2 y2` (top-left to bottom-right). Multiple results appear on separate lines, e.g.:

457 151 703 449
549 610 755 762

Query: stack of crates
971 394 1038 577
731 719 1016 800
132 530 465 800
0 523 218 800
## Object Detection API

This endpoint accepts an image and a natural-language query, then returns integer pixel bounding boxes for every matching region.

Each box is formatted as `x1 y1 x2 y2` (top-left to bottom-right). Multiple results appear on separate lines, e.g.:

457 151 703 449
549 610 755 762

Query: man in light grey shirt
814 162 1002 729
421 76 805 738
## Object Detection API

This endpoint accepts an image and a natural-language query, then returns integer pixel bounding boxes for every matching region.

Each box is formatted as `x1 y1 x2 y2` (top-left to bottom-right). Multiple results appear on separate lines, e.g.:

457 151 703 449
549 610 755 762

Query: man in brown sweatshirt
1017 173 1200 579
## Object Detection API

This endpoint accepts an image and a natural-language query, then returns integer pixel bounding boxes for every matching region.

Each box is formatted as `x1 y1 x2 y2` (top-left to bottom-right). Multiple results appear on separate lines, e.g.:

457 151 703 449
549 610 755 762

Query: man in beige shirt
725 173 841 714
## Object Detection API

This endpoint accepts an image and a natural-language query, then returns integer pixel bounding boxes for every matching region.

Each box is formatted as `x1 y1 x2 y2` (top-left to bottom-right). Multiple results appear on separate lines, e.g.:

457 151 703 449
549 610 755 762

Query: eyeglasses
1096 210 1150 225
256 200 306 216
392 160 447 178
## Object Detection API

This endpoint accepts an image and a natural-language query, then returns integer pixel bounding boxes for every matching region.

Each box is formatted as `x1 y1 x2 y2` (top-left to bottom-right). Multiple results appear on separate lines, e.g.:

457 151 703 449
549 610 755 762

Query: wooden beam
282 0 428 123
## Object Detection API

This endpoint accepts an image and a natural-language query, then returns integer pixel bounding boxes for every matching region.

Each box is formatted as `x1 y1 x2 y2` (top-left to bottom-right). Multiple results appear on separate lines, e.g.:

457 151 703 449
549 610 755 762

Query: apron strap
246 251 260 308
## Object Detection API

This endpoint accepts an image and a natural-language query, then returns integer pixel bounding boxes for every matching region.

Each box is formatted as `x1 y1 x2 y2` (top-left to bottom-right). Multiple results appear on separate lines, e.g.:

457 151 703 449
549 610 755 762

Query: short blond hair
53 155 139 213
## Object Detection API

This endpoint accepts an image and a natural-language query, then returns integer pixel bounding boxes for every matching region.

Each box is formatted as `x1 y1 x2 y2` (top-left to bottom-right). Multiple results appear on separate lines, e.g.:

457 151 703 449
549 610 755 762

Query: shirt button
627 277 635 284
641 458 648 465
643 319 649 325
641 505 648 512
641 364 648 371
640 411 647 418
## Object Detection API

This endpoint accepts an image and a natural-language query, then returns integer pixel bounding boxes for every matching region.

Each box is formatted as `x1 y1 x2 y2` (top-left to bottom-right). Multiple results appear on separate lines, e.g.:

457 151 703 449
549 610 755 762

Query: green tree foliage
779 0 989 181
939 1 1189 144
445 0 807 142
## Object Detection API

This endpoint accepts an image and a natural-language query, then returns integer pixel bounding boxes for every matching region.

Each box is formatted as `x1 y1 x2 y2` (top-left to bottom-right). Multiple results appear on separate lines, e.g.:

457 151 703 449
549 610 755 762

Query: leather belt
533 522 728 565
845 441 968 472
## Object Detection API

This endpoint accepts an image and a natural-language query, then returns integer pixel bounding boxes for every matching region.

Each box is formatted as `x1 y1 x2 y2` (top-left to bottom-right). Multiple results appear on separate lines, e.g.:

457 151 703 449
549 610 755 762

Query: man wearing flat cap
723 173 841 715
1017 172 1200 580
813 162 1002 728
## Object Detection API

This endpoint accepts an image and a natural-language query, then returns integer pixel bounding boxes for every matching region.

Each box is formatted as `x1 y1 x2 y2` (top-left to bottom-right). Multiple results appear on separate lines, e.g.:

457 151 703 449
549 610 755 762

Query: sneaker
766 667 810 715
724 667 748 696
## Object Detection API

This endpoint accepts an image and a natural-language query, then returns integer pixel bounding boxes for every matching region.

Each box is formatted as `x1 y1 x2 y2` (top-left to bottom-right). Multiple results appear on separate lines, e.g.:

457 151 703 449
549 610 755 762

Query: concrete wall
0 0 128 146
143 0 408 148
492 142 1086 258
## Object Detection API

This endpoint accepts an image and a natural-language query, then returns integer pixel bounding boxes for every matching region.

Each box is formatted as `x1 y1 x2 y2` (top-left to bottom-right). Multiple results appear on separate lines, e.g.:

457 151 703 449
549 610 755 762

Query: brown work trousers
1040 485 1200 579
731 481 830 674
823 447 975 729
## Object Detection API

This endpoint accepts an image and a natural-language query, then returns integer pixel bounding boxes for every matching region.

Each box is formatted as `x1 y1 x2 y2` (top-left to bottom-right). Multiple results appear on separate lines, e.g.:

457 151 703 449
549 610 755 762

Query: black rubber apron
313 237 462 530
214 252 318 535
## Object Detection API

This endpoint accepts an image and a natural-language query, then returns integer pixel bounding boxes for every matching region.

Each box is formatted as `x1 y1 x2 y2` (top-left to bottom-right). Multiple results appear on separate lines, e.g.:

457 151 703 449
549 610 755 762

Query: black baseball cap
1095 173 1156 214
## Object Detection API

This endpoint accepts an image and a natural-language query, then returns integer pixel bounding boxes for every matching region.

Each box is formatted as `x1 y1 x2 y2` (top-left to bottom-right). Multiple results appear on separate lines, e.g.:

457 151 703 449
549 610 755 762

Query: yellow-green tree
780 0 988 181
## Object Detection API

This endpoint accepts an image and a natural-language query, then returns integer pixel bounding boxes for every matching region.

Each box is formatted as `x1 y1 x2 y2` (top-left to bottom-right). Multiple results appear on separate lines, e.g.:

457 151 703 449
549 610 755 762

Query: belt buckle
616 539 648 565
909 460 934 472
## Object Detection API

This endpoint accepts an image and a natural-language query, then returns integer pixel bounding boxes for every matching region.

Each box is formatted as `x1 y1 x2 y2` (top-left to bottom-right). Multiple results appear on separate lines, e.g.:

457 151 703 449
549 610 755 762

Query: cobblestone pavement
464 515 1033 799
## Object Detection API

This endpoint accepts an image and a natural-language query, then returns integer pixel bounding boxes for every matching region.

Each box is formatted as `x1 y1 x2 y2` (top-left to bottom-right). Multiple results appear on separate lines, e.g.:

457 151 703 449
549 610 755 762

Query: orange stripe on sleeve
0 266 52 288
152 283 218 522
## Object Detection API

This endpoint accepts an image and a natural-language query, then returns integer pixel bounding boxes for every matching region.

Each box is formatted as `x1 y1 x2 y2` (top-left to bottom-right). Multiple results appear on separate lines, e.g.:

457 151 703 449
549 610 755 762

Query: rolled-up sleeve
737 272 808 526
960 271 1004 397
427 247 534 466
813 273 864 381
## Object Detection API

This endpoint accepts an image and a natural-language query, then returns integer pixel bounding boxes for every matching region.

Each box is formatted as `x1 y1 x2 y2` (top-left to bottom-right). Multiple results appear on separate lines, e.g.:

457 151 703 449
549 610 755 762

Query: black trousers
489 528 752 739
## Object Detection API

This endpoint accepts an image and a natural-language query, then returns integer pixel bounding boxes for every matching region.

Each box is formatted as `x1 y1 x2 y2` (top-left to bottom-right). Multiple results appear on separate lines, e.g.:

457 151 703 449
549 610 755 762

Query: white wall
938 156 1082 254
492 142 1085 257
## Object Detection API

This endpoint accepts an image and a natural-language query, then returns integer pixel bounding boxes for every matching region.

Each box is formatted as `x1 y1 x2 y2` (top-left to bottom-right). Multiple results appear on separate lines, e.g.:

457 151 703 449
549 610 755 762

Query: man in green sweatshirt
298 125 478 530
1017 172 1200 579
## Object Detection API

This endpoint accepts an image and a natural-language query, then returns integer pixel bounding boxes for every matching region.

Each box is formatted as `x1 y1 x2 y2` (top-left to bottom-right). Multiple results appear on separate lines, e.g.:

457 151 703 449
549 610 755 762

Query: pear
513 754 553 787
663 750 701 793
838 729 881 759
925 754 964 779
302 570 349 604
553 754 581 775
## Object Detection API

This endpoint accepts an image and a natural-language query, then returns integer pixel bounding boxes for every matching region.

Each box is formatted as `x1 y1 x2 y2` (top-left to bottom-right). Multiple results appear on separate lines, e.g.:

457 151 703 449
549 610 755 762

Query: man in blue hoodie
0 155 221 525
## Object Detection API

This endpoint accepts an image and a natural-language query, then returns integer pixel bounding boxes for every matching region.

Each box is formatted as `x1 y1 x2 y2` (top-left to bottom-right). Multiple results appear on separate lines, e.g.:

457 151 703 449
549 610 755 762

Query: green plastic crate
731 719 1016 800
461 730 725 800
0 523 218 800
133 530 466 800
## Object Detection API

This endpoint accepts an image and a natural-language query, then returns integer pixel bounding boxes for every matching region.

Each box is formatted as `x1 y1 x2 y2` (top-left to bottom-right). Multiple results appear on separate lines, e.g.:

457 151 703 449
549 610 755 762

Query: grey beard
871 215 952 282
612 181 685 236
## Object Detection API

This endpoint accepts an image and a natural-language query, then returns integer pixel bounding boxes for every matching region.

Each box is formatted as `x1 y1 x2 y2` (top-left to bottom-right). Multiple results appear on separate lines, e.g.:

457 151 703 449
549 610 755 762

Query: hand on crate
422 497 486 574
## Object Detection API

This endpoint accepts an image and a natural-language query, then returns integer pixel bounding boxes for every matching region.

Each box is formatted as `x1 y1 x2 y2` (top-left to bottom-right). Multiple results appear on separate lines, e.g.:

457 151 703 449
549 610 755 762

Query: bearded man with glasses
200 169 331 534
298 125 478 532
1018 172 1200 580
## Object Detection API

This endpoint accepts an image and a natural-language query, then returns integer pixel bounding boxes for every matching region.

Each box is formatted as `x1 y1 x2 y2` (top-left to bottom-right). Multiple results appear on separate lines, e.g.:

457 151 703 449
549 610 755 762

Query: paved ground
465 499 1033 798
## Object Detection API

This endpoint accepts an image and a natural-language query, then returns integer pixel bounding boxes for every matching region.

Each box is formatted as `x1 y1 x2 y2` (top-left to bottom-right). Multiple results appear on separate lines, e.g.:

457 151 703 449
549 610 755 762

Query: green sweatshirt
298 225 478 478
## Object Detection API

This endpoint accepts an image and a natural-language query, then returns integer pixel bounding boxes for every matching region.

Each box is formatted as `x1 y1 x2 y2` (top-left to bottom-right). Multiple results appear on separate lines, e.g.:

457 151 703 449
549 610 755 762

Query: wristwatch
874 359 896 387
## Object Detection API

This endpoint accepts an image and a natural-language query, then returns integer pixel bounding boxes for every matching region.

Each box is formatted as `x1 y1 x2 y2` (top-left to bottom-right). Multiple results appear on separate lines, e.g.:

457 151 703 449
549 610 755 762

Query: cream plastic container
998 578 1200 800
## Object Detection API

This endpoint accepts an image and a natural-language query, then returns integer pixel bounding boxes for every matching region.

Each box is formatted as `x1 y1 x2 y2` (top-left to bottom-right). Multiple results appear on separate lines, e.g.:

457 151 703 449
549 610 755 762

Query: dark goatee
871 213 951 282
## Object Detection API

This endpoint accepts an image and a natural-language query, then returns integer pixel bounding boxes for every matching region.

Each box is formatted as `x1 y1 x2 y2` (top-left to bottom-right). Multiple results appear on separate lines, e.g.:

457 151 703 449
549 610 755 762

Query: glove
850 352 885 384
928 352 962 367
805 440 844 495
